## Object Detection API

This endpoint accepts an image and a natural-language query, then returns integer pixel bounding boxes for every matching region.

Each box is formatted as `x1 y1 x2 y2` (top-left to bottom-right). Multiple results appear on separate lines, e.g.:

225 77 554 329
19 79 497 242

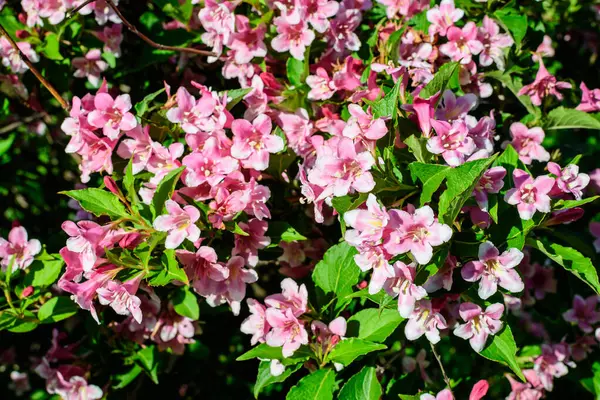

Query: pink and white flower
440 22 484 64
426 0 464 37
271 15 315 60
265 307 309 357
405 299 448 344
0 226 41 270
576 82 600 113
383 261 428 318
504 169 555 220
507 123 550 165
562 294 600 333
473 167 506 211
231 114 284 171
0 37 39 74
153 200 201 249
518 60 572 106
547 162 590 200
87 92 137 139
427 119 476 166
342 104 388 142
454 302 504 352
72 49 108 87
241 299 270 345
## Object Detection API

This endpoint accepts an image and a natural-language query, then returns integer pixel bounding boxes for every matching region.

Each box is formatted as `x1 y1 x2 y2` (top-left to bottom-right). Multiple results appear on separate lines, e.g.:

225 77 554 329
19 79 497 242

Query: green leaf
419 62 459 100
287 57 308 87
265 221 307 244
61 188 129 219
338 367 382 400
172 287 199 320
486 72 538 116
113 365 143 389
38 296 78 323
527 240 600 294
7 311 38 333
286 369 336 400
123 158 140 205
224 88 252 110
254 361 302 398
312 242 360 298
40 33 63 60
135 87 165 117
438 157 497 224
553 196 599 211
494 9 527 47
368 79 402 119
346 308 403 342
326 338 386 366
151 166 185 217
0 312 17 331
409 163 450 206
102 51 116 68
544 107 600 130
237 344 311 363
404 135 430 163
23 259 63 288
134 345 161 384
331 193 369 216
0 134 15 157
479 324 525 381
147 249 189 286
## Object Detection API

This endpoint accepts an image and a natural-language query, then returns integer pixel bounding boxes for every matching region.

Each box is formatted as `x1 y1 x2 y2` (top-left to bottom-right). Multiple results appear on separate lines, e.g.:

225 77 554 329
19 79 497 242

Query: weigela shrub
1 0 600 399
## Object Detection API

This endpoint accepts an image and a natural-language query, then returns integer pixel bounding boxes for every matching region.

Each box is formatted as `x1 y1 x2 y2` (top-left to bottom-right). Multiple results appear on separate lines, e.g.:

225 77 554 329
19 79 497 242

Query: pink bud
119 232 144 249
357 280 368 290
545 208 585 226
469 380 489 400
103 176 120 196
18 13 26 24
21 286 33 298
16 30 30 39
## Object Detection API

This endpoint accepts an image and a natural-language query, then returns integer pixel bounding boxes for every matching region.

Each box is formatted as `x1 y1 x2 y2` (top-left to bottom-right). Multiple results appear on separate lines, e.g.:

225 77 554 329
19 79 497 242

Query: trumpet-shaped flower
453 302 504 352
504 169 555 220
153 200 201 249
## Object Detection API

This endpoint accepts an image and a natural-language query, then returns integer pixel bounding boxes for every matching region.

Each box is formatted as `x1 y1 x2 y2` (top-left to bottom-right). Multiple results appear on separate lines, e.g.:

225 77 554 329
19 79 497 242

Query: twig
430 342 452 389
69 0 217 58
0 114 44 135
0 24 69 111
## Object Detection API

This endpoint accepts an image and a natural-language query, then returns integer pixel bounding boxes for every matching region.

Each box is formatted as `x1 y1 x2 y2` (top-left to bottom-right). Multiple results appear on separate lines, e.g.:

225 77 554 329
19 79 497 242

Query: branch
0 24 69 111
0 113 44 135
430 342 452 390
69 0 217 58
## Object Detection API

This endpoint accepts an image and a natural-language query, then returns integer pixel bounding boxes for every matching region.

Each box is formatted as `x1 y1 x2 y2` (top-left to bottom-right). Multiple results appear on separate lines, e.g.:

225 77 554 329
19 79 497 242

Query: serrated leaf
237 344 311 362
326 338 386 366
527 239 600 294
40 33 63 60
135 87 165 117
123 158 140 205
312 242 360 299
172 287 199 320
151 166 185 218
147 249 188 286
254 361 302 398
404 135 430 163
479 324 525 381
286 369 336 400
486 72 538 116
338 367 382 400
544 107 600 130
61 188 129 219
346 308 403 342
494 9 527 46
409 163 450 206
23 259 63 288
368 79 402 119
38 296 78 323
419 62 459 100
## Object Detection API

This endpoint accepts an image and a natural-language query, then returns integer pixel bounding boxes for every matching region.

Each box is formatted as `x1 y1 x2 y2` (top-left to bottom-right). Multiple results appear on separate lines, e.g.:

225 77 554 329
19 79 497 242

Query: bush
1 0 600 399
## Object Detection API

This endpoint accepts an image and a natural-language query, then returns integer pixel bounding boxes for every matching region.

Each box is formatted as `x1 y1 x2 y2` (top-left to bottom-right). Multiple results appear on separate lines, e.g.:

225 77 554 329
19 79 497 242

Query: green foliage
480 325 525 381
346 308 404 342
172 287 200 320
37 296 78 324
325 338 386 366
286 369 336 400
312 242 361 299
61 188 129 219
338 367 382 400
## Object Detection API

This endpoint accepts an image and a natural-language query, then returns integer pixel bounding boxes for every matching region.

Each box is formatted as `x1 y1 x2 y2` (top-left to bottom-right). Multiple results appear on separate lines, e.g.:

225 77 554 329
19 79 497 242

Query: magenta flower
241 299 270 345
434 90 478 122
344 194 390 245
562 294 600 333
507 122 550 165
354 246 394 295
424 255 458 293
383 261 428 318
0 226 41 270
182 137 238 187
87 92 137 139
440 22 484 64
229 16 267 64
233 219 271 267
95 23 123 57
505 169 555 220
547 162 590 200
116 125 154 174
72 49 108 87
473 167 506 211
532 35 555 62
327 9 361 52
427 119 476 167
332 56 363 91
405 299 448 344
271 14 315 60
231 114 284 171
384 205 453 265
533 343 572 391
462 241 524 299
166 87 217 134
477 16 513 69
97 275 143 323
342 104 388 142
576 82 600 112
176 246 229 296
591 222 600 253
306 68 337 100
265 278 308 317
403 92 440 137
307 137 376 197
61 221 105 272
426 0 464 37
506 369 544 400
153 200 201 249
454 302 504 352
518 60 572 106
303 0 339 33
0 37 39 74
265 307 309 357
420 389 453 400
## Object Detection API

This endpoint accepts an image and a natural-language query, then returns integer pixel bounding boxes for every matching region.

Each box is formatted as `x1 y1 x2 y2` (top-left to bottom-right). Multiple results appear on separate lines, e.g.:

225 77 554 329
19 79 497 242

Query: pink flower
0 37 39 74
354 246 394 295
547 162 590 200
61 221 105 272
473 167 506 211
420 389 453 400
576 82 600 112
507 123 550 165
207 256 258 315
87 92 137 139
176 246 229 297
427 119 476 166
562 294 600 333
505 169 555 220
277 109 314 157
182 137 238 187
384 205 453 264
327 9 361 52
308 137 376 197
342 104 388 142
477 16 513 69
241 299 270 345
426 0 464 37
469 380 489 400
454 302 504 352
506 369 544 400
306 68 337 100
271 15 315 60
95 24 123 57
376 0 429 19
231 114 284 171
96 275 143 323
440 22 484 64
265 307 308 357
403 92 440 137
518 60 572 106
116 125 154 174
423 255 458 293
229 16 267 64
434 90 478 122
533 343 572 391
72 49 108 87
591 222 600 253
0 226 41 270
462 241 524 299
532 35 555 62
153 200 201 249
303 0 339 33
166 87 217 134
53 375 103 400
265 278 308 316
332 56 363 91
344 194 390 245
383 261 428 318
198 0 236 62
73 0 122 25
405 299 448 344
153 312 196 354
233 219 271 267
